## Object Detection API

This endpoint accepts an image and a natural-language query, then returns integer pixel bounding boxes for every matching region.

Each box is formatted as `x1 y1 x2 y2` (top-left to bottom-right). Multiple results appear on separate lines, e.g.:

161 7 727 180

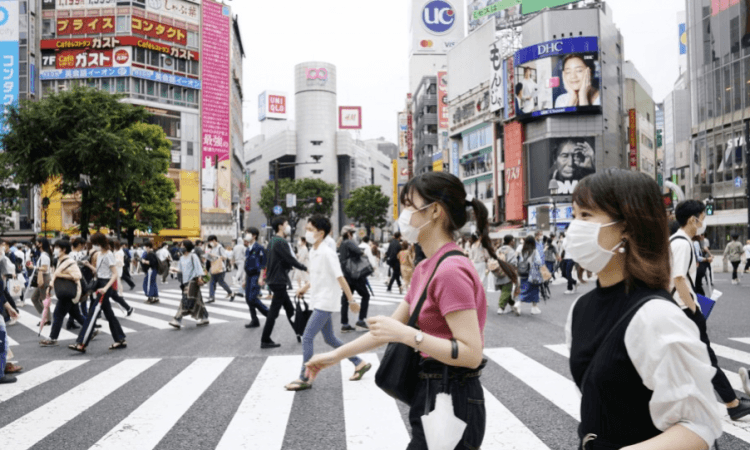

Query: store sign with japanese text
437 71 449 129
503 57 515 120
55 0 116 9
132 16 187 46
0 0 19 138
504 121 524 222
41 37 200 60
628 109 637 169
57 16 115 36
489 40 503 113
146 0 200 24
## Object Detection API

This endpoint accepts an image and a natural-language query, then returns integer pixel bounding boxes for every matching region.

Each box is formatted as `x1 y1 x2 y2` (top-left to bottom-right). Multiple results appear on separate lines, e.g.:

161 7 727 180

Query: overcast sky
230 0 685 145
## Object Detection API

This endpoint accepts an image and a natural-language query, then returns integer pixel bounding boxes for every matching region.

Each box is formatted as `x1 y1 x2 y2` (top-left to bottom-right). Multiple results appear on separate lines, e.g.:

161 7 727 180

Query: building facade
623 61 657 180
685 0 749 246
412 75 438 177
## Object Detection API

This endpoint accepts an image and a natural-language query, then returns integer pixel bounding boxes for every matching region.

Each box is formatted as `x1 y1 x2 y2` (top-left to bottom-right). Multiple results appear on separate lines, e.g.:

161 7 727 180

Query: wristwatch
414 331 424 352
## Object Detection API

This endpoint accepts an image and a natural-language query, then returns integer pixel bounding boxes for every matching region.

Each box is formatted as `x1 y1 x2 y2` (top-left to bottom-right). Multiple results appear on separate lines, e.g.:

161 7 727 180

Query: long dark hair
37 237 52 256
572 168 670 291
522 235 536 257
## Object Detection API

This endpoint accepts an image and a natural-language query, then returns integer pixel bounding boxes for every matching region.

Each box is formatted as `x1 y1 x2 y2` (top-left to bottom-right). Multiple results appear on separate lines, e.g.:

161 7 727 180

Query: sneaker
196 318 209 326
206 298 215 304
512 303 521 316
245 321 261 328
126 307 134 317
564 289 574 295
229 293 236 302
260 341 281 349
0 374 17 384
497 307 506 315
728 398 750 421
168 319 182 329
355 320 369 331
740 368 750 398
341 324 356 333
531 306 542 315
7 317 17 326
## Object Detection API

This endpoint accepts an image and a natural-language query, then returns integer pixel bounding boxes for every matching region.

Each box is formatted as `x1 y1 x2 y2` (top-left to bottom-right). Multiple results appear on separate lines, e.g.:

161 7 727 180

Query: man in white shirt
672 200 750 420
156 243 171 284
744 239 750 274
232 238 247 287
206 235 235 302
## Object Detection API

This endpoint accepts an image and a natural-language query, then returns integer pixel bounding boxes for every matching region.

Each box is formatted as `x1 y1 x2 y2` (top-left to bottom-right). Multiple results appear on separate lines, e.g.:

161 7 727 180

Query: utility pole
745 120 750 240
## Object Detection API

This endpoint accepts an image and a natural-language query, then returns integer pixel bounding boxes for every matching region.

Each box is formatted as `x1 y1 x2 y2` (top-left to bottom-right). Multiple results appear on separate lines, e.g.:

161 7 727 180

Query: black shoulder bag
375 250 466 405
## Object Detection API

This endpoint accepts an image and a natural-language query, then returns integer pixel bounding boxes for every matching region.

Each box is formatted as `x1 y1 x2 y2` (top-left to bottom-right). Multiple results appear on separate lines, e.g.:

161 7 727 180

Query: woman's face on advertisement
563 57 587 91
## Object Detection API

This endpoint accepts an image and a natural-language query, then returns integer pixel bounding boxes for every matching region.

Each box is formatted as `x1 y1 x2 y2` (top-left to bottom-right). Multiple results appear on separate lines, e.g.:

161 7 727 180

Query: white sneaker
512 303 521 316
497 307 506 315
196 318 210 326
564 289 574 295
168 319 182 329
740 368 750 397
531 306 542 315
573 284 578 293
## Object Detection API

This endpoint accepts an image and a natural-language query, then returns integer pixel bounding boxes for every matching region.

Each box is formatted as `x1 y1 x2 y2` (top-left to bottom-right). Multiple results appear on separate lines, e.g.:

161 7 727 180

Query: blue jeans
0 318 7 378
300 309 362 381
244 274 268 322
209 272 232 299
563 259 577 291
545 261 556 280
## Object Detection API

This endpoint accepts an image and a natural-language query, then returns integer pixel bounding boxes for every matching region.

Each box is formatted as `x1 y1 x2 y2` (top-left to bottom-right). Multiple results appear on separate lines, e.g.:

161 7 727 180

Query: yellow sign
392 160 399 220
432 159 443 172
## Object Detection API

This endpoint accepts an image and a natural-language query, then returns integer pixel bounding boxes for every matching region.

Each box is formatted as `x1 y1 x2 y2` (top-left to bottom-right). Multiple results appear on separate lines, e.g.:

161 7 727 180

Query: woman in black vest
564 169 721 450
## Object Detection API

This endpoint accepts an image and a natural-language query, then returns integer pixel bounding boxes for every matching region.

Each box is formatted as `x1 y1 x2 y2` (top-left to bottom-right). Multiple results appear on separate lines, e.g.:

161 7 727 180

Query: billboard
489 40 503 112
504 121 524 221
0 0 19 138
55 0 116 9
512 37 601 119
41 37 200 61
146 0 200 24
339 106 362 130
398 112 408 158
411 0 465 55
131 17 187 46
57 16 115 36
467 0 522 33
528 136 596 199
678 23 687 55
201 0 231 214
503 57 515 120
437 71 448 128
628 109 637 169
258 90 287 121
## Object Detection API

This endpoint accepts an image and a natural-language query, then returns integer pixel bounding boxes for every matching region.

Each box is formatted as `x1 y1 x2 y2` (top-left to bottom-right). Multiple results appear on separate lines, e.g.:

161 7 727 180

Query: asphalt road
1 268 750 450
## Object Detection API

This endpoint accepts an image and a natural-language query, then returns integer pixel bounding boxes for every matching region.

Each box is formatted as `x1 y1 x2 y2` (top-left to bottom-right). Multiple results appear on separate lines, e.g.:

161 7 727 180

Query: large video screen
528 136 596 200
512 37 601 119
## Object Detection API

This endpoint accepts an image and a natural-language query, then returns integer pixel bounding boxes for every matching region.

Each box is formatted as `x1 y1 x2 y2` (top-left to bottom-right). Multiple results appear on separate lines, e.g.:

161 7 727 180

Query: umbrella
293 295 312 343
38 295 52 337
421 392 467 450
81 293 105 345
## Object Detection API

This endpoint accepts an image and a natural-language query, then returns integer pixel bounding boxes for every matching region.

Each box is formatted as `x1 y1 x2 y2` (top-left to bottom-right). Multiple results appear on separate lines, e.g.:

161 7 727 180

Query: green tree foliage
258 178 337 236
0 168 20 235
344 185 390 238
0 86 175 240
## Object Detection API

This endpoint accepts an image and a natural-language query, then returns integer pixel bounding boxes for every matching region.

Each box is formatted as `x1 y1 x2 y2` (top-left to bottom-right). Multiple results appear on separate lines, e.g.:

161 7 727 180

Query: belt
418 370 482 380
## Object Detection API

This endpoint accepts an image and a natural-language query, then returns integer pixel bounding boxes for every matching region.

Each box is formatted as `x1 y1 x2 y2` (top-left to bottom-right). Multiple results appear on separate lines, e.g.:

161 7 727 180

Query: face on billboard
512 37 601 119
528 137 596 199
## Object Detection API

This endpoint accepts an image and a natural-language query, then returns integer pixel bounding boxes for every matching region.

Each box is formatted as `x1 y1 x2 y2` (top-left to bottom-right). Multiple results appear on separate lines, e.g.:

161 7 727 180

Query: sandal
69 344 86 353
109 340 127 350
39 339 58 347
4 362 23 374
349 362 372 381
284 380 312 391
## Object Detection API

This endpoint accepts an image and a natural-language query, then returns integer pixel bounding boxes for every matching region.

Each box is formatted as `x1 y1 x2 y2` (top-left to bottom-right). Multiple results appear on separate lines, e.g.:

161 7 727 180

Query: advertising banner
42 37 200 61
398 112 408 158
504 122 524 221
57 16 115 36
42 65 200 89
411 0 465 55
132 16 187 46
467 0 521 33
451 140 460 176
678 23 687 55
339 106 362 130
55 48 113 69
201 0 231 214
628 109 637 169
527 202 573 226
146 0 200 24
0 0 19 138
503 57 515 120
55 0 116 9
513 37 601 119
437 71 449 129
489 41 503 113
258 90 287 121
528 136 596 200
522 0 579 14
392 160 398 220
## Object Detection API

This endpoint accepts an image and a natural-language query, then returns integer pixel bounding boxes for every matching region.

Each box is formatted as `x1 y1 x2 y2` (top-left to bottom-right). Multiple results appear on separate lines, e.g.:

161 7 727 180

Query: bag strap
580 295 672 393
407 250 466 328
670 235 695 292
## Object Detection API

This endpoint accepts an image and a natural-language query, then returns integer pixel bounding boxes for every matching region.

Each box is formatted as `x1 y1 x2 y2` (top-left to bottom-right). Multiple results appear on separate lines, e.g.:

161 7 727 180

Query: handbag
375 250 466 405
181 282 197 311
53 259 81 302
540 265 553 282
7 275 24 299
210 257 224 275
344 254 374 280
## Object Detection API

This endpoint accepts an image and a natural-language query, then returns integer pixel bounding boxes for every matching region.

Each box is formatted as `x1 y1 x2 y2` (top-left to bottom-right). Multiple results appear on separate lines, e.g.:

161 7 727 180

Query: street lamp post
548 179 559 233
746 119 750 241
42 197 50 236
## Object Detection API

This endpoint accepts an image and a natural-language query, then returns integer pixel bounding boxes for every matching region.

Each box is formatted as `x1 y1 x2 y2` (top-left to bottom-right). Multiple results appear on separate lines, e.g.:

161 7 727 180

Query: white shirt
233 243 246 263
359 243 376 269
565 298 723 447
96 251 117 279
37 252 51 275
308 243 344 312
669 229 697 309
115 249 125 278
156 247 170 262
324 235 337 253
744 244 750 259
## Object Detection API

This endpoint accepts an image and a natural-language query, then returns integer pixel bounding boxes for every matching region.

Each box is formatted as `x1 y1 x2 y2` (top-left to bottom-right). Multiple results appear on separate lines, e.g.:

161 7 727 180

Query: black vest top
570 280 674 446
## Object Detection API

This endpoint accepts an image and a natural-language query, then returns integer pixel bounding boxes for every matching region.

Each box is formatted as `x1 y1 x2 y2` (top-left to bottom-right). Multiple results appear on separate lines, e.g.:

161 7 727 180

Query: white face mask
398 203 434 244
695 217 707 235
305 231 319 245
245 234 254 243
53 249 60 258
92 245 101 252
284 224 292 236
563 220 624 274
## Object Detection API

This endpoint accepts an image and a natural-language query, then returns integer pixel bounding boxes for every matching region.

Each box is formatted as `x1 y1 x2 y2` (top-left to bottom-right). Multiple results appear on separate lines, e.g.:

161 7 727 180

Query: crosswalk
3 339 750 449
5 278 405 345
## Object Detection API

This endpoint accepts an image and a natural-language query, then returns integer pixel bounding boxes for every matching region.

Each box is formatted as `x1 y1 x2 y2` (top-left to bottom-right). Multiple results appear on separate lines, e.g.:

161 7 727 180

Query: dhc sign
422 0 456 35
537 41 564 56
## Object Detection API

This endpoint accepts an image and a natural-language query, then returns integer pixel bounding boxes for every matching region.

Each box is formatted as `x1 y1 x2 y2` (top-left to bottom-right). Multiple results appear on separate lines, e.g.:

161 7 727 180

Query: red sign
712 0 739 16
268 95 286 114
245 196 251 212
57 16 115 36
57 49 112 69
628 109 638 169
131 17 187 46
437 71 449 129
505 57 516 119
41 37 199 61
114 48 130 65
504 122 524 222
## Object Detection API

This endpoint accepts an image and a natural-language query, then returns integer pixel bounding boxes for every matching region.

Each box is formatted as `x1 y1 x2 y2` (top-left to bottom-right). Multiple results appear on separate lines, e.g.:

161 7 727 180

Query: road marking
120 293 228 324
153 297 251 320
216 355 299 450
15 306 78 341
91 357 233 449
482 387 550 450
7 334 18 346
544 344 570 358
484 348 581 420
713 344 750 365
339 353 409 450
0 359 159 450
729 338 750 347
0 360 89 403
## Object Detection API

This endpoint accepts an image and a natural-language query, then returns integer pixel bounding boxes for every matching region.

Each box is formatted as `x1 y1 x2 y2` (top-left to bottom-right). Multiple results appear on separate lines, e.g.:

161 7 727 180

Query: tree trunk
126 227 135 247
80 189 90 240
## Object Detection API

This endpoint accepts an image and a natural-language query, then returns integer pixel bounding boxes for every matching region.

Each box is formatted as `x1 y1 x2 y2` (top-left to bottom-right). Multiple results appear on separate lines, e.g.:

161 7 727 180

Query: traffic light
316 197 323 204
706 203 714 216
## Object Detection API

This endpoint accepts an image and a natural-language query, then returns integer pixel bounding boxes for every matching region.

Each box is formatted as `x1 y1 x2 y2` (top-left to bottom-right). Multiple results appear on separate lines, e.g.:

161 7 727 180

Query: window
116 16 130 33
160 83 169 99
101 78 111 92
187 31 199 49
42 19 54 39
133 47 146 64
187 142 194 157
146 80 155 96
116 78 127 93
189 60 199 75
177 58 186 73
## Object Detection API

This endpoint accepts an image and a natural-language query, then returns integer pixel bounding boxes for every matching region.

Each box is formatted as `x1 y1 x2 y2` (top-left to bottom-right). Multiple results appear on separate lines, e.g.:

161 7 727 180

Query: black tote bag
375 250 465 405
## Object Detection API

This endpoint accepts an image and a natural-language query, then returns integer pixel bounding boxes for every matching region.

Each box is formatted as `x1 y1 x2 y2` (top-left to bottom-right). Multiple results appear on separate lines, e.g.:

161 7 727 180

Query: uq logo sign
422 1 455 35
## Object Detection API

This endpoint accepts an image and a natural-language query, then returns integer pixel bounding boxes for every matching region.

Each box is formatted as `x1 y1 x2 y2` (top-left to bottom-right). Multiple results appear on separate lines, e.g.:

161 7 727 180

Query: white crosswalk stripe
2 341 750 448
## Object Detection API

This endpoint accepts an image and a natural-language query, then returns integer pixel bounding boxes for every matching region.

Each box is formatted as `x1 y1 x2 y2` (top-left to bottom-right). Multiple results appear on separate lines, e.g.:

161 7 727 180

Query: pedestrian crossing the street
4 279 406 345
2 340 750 449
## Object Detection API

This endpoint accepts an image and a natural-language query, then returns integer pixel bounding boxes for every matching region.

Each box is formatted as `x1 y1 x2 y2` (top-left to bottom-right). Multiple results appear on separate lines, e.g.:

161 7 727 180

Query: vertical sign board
437 71 449 128
628 109 638 170
0 0 19 140
489 40 502 113
504 121 524 222
503 57 515 120
392 160 399 220
201 1 231 214
407 111 414 178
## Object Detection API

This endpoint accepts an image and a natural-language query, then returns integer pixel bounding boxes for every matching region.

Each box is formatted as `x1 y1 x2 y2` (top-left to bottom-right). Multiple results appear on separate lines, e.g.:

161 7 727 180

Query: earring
618 247 626 254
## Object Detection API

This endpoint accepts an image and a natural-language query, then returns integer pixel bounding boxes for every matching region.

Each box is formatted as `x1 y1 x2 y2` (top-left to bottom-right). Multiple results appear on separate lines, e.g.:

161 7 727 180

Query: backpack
517 253 531 278
8 251 22 275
